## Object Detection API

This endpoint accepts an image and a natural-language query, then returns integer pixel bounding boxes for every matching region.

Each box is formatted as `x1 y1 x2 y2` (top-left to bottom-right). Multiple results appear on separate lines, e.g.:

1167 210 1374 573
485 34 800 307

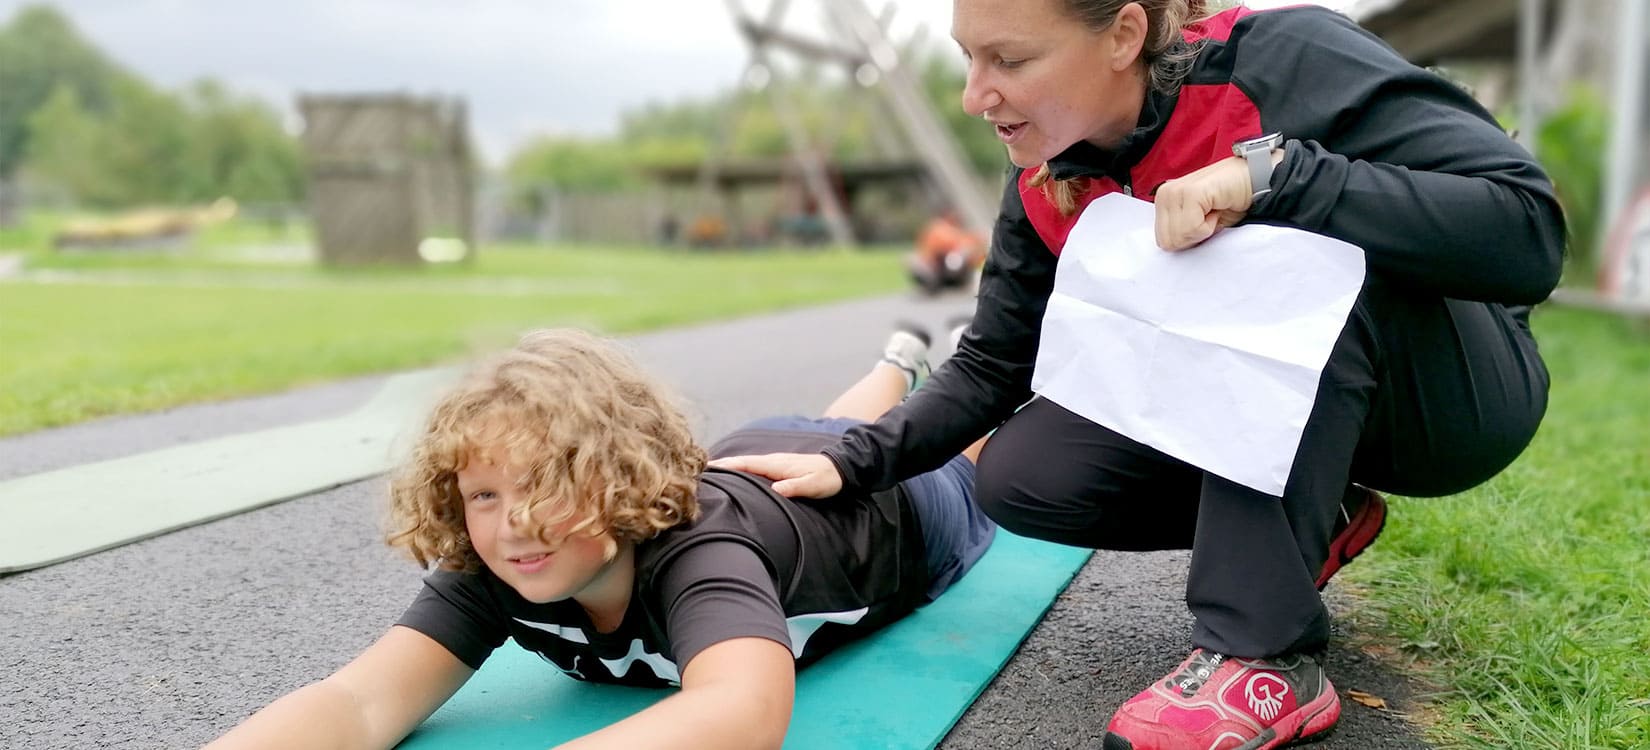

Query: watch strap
1237 134 1281 198
1245 149 1272 198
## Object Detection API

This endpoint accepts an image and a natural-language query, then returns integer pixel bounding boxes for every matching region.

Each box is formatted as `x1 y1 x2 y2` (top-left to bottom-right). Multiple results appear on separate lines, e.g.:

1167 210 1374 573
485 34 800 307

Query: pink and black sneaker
1102 649 1340 750
1316 486 1387 590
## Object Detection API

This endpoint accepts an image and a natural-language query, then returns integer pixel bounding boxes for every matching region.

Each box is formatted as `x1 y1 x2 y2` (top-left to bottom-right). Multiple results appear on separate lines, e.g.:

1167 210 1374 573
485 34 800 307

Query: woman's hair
1030 0 1209 215
386 328 706 572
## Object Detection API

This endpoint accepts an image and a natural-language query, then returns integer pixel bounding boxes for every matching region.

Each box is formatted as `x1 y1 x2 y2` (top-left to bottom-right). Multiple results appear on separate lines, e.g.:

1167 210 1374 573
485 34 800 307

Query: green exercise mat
399 531 1092 749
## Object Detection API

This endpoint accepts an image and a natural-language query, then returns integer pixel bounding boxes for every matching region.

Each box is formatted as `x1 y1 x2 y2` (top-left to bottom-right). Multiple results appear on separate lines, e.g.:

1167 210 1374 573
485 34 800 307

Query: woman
714 1 1565 748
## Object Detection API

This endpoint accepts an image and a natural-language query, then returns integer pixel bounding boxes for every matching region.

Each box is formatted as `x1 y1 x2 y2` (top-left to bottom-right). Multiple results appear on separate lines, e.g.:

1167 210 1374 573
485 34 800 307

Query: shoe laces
1165 649 1228 698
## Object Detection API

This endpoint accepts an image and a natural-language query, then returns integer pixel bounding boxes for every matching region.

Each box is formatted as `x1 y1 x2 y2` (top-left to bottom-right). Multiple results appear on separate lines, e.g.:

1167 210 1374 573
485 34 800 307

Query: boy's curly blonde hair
387 328 705 572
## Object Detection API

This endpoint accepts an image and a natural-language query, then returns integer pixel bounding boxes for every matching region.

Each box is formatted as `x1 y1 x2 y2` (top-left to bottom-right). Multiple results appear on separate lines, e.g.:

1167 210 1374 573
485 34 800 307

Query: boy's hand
709 453 843 499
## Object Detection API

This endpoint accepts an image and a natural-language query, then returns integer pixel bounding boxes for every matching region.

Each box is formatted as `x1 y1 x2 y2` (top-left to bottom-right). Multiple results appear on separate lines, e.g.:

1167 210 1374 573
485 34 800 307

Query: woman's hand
708 453 844 499
1152 152 1277 251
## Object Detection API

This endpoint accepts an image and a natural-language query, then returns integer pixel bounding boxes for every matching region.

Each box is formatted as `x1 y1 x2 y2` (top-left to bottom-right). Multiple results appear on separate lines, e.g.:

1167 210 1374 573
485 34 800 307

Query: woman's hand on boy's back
710 453 843 499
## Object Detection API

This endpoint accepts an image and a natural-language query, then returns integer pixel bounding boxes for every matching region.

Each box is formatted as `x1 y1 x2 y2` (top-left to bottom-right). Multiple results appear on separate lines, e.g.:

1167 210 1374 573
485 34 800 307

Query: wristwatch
1232 132 1283 199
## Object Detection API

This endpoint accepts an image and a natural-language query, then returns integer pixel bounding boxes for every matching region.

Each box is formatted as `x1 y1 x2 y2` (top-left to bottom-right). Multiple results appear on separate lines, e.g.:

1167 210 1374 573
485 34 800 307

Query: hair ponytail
1028 163 1083 217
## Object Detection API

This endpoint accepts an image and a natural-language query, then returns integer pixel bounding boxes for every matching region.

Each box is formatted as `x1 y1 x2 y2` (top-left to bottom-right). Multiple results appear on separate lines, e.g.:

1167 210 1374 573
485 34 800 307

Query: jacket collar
1045 85 1177 182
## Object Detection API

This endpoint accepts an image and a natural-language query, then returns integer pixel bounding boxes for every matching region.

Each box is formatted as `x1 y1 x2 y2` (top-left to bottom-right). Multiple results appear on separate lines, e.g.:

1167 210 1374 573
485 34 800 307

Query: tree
916 51 1008 177
502 46 1008 198
506 136 640 209
24 74 191 207
179 80 304 205
0 4 121 181
1537 86 1610 268
20 84 107 202
25 73 302 208
99 74 193 205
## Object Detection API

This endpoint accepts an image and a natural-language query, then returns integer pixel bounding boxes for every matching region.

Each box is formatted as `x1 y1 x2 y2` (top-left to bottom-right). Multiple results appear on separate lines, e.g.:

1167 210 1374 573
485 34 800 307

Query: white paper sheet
1030 194 1366 497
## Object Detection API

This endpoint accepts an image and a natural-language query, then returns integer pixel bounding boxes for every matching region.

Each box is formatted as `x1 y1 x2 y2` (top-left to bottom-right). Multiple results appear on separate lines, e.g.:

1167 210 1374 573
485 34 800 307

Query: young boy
206 325 993 750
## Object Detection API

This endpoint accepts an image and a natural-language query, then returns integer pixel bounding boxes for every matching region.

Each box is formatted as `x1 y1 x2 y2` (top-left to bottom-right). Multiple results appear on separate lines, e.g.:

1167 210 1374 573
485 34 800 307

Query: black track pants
972 278 1549 657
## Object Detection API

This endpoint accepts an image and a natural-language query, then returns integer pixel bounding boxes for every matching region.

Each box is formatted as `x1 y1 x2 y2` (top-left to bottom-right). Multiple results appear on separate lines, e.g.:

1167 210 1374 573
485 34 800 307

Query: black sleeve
648 539 793 672
394 569 510 670
1236 7 1565 304
824 170 1059 492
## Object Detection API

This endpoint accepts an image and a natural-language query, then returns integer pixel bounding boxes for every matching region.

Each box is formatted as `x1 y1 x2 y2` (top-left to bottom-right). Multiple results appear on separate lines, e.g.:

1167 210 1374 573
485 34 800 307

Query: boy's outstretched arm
559 637 796 750
204 625 473 750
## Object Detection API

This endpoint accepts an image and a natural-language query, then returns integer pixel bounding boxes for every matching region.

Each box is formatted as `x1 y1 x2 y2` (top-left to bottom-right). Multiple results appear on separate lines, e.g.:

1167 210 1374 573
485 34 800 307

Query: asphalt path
0 292 1431 749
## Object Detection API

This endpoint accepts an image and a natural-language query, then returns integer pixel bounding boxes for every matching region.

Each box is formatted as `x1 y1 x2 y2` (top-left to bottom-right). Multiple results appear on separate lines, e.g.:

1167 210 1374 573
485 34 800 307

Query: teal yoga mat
399 531 1092 749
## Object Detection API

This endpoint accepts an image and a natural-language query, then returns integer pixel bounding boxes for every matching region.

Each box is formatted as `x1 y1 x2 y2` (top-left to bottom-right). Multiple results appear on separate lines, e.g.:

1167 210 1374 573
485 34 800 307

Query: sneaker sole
1260 686 1341 750
1315 488 1387 590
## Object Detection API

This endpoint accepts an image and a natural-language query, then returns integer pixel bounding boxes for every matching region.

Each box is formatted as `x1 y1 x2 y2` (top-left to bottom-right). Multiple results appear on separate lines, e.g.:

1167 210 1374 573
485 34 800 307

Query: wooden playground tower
708 0 995 247
298 94 475 266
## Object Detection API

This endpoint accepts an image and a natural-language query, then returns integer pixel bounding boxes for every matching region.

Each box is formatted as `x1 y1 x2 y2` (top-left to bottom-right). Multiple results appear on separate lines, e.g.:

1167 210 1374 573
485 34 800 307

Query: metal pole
1516 0 1542 152
1602 0 1648 247
745 37 857 248
723 0 856 248
822 0 996 239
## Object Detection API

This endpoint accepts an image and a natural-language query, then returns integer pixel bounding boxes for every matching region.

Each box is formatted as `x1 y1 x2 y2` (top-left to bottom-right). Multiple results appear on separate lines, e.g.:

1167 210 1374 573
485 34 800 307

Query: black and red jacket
824 5 1566 493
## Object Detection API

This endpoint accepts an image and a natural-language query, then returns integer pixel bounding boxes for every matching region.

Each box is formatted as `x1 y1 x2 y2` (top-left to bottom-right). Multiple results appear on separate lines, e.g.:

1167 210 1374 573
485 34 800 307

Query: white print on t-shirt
599 638 683 683
512 606 872 683
514 617 681 684
514 618 589 643
784 606 870 658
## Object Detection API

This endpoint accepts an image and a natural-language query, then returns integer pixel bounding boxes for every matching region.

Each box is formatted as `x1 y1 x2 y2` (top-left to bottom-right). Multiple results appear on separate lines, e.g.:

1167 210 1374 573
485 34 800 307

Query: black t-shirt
395 427 929 687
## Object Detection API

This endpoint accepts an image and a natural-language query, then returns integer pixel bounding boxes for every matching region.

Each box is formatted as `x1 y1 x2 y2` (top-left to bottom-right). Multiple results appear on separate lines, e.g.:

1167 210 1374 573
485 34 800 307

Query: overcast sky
2 0 1353 166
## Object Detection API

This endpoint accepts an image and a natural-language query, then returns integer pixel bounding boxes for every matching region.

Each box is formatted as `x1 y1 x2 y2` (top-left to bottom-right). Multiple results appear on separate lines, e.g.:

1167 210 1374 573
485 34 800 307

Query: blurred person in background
907 209 987 295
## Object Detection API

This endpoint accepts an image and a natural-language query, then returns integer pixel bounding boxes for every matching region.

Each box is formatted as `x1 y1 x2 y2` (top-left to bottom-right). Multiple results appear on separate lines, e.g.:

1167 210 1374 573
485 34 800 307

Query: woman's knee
1351 294 1550 497
974 398 1196 542
973 440 1087 540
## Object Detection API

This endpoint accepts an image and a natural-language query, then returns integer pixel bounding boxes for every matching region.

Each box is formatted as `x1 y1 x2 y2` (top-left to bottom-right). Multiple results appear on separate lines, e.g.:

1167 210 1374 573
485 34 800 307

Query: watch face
1238 133 1282 152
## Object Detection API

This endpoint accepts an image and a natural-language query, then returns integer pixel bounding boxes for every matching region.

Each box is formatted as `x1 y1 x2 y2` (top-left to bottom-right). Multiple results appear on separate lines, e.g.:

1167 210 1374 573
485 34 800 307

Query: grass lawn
1345 306 1649 750
0 243 905 436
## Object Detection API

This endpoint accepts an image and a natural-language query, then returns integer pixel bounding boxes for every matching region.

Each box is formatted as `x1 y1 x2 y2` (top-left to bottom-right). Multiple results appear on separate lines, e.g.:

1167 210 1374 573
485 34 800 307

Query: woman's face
953 0 1148 168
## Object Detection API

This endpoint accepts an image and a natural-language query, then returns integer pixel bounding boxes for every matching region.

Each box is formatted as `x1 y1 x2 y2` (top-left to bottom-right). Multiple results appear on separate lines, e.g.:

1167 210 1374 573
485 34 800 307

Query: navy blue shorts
734 416 996 601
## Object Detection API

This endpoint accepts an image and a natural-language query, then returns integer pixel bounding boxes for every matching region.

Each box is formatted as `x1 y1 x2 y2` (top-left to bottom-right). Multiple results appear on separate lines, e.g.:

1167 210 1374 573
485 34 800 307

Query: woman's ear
1109 2 1150 71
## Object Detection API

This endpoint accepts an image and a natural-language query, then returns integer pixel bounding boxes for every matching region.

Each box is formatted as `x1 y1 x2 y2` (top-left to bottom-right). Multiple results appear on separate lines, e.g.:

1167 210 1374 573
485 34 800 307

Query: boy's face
456 451 621 605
